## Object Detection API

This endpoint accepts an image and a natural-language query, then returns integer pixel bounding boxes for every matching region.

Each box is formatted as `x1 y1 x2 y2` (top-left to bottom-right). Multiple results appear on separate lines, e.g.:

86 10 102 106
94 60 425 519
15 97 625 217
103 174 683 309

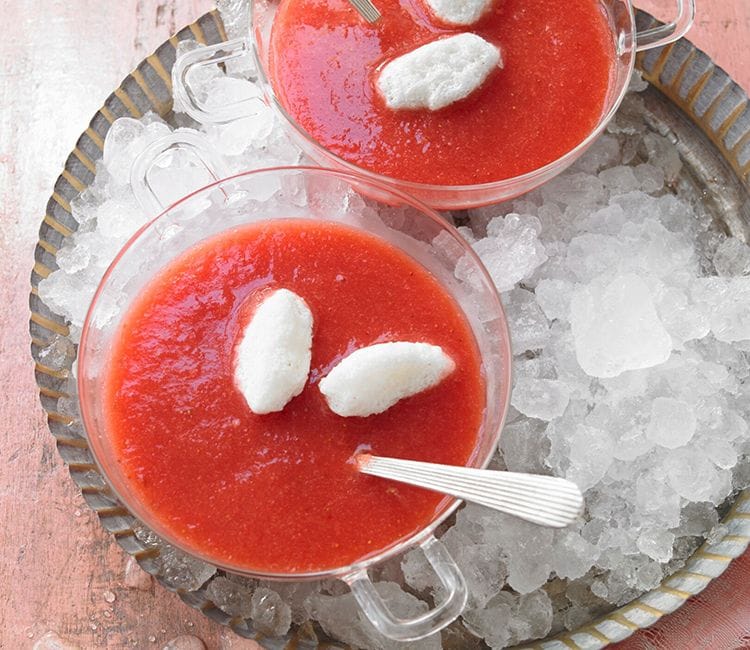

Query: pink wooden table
1 1 748 648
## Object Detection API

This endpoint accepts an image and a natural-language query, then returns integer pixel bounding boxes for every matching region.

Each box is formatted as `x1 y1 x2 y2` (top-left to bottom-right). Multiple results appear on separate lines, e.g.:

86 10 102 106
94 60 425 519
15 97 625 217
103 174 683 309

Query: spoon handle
347 0 381 23
358 455 584 528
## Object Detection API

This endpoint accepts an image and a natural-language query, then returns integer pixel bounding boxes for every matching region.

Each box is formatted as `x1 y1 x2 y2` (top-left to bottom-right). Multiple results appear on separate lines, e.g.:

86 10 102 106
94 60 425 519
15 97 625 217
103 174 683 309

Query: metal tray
28 9 750 649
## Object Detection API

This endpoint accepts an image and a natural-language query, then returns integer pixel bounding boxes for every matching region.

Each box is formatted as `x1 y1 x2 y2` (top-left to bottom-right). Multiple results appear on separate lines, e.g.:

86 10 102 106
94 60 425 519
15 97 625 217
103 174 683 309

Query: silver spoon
347 0 382 23
357 454 584 528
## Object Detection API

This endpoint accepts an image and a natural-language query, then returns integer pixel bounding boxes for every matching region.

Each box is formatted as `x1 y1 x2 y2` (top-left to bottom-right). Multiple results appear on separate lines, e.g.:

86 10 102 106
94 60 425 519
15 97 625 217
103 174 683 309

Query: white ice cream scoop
319 341 455 417
234 288 313 414
424 0 494 25
377 33 502 111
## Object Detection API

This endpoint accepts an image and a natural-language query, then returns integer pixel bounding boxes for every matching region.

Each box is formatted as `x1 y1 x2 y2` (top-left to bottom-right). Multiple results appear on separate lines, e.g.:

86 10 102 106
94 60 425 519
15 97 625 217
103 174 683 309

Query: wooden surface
1 1 749 648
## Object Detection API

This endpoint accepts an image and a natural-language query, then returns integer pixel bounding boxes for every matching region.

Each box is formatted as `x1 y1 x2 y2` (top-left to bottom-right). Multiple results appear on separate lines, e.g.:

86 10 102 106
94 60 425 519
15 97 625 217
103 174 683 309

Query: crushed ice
36 25 750 649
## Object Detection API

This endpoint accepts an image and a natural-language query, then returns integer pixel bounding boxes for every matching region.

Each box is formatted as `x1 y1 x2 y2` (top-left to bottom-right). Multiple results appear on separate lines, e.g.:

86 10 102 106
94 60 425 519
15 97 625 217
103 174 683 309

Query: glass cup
172 0 695 210
78 162 513 641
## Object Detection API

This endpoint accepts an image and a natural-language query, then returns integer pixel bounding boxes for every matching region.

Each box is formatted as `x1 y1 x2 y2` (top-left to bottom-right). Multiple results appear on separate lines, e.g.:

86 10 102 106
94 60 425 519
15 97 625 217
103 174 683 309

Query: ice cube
217 0 251 40
465 214 547 292
565 425 615 491
642 132 683 185
545 324 592 393
590 579 608 600
550 530 598 580
578 203 629 236
636 529 674 562
713 237 750 277
158 544 216 591
206 576 254 618
510 376 570 421
456 225 477 244
635 474 681 527
609 419 654 462
55 244 91 274
563 603 594 631
502 288 550 352
634 558 664 591
37 268 96 329
497 517 553 594
95 196 147 241
70 185 105 228
628 70 650 92
102 115 171 183
211 108 275 158
565 233 625 282
512 590 554 644
250 587 292 637
633 163 665 194
619 219 696 279
664 449 726 502
598 166 640 194
733 458 750 490
470 590 553 646
677 502 720 537
259 580 322 625
693 277 750 342
37 335 75 371
462 595 513 649
540 172 607 208
656 287 710 348
646 397 697 449
571 274 673 378
534 279 575 321
499 417 551 474
526 242 571 291
436 528 508 608
305 584 439 650
574 134 621 174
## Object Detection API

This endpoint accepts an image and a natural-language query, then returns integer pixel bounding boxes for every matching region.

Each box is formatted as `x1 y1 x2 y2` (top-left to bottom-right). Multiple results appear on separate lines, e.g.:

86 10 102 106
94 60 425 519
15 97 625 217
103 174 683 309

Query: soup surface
269 0 615 185
105 219 485 573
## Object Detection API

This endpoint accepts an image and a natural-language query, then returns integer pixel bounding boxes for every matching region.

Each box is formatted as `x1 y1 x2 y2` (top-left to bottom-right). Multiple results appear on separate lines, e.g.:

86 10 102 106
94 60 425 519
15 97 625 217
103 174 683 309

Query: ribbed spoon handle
358 455 584 528
347 0 381 23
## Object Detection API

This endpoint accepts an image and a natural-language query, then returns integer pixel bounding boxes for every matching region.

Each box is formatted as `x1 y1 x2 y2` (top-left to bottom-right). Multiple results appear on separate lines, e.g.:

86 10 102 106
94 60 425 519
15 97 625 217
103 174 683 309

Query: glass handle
634 0 696 52
173 37 264 124
129 130 231 216
344 536 467 641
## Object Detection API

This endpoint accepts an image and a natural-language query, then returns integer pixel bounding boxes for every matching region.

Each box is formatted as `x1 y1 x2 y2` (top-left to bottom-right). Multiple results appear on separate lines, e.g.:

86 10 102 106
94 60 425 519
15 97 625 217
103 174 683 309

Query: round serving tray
29 9 750 649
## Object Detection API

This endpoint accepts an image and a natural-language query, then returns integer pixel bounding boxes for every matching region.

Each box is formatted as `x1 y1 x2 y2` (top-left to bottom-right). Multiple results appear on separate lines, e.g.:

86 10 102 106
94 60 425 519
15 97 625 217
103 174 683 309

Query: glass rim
78 164 513 581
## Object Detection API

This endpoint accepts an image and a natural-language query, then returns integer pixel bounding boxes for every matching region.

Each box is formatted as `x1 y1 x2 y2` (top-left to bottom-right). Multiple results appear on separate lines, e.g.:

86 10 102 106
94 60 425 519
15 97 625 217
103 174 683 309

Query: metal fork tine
348 0 382 23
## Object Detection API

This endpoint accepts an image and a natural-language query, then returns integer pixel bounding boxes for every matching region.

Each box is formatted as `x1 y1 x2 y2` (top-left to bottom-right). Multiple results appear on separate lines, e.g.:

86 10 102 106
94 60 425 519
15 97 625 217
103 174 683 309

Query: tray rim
27 9 750 650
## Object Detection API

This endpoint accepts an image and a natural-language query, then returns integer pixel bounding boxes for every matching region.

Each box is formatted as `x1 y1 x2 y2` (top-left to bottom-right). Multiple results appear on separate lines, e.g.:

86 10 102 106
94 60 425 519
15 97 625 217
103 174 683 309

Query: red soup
269 0 615 185
104 219 485 573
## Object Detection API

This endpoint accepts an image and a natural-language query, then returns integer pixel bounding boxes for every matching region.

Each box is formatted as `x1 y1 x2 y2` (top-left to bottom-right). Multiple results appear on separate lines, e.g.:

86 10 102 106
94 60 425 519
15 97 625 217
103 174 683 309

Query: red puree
269 0 615 185
105 220 485 573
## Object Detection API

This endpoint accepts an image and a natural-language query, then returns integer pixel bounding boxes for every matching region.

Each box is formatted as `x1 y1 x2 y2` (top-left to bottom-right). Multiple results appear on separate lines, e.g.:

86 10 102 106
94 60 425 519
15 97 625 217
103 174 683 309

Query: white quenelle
234 288 313 414
377 33 502 112
424 0 494 25
319 342 455 417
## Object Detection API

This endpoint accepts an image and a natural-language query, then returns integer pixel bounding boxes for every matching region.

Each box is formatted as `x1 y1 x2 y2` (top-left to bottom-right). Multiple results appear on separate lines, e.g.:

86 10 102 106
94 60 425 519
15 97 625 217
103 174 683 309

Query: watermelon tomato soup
268 0 616 185
104 219 486 573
